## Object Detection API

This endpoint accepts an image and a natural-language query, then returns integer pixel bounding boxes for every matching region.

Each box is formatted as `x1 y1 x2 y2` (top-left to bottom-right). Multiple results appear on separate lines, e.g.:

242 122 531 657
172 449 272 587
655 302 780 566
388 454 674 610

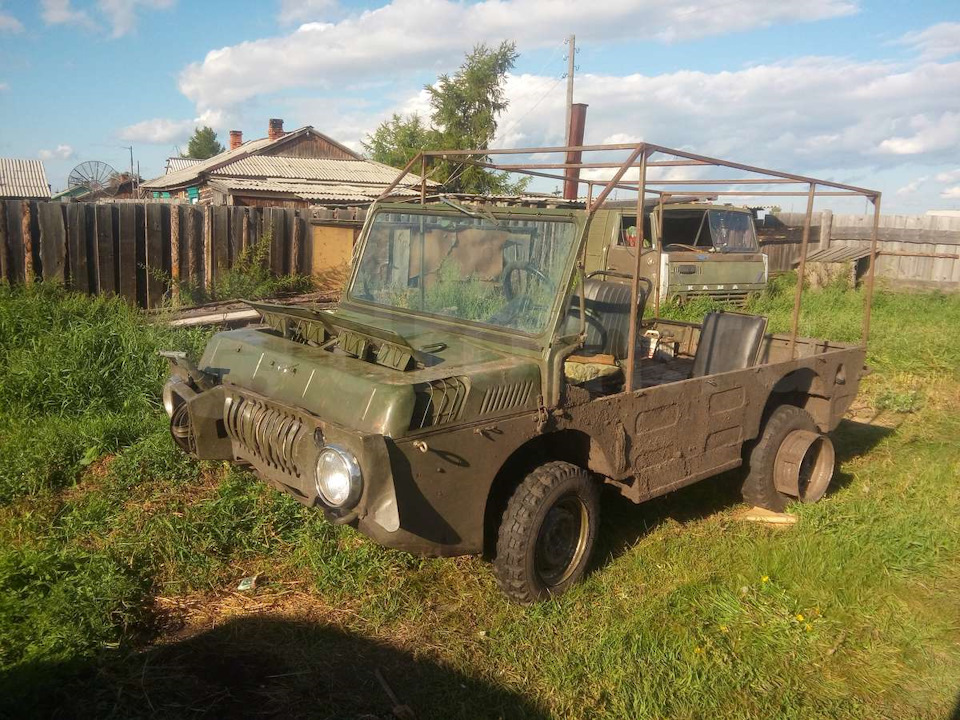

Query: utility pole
565 34 575 146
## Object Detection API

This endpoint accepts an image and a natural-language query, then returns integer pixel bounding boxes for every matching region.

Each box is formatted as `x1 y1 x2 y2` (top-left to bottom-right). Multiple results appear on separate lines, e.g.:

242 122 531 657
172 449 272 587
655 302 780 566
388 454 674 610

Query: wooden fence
758 211 960 291
0 201 365 307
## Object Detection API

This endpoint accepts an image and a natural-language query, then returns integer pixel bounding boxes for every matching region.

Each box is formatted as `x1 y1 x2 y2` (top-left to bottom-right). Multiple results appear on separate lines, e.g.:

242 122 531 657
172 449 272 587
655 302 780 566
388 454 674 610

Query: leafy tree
363 42 528 195
183 126 224 159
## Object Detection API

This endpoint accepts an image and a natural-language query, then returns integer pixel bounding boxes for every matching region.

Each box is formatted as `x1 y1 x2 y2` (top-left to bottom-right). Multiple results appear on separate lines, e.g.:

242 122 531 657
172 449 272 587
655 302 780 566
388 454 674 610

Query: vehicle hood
199 326 541 437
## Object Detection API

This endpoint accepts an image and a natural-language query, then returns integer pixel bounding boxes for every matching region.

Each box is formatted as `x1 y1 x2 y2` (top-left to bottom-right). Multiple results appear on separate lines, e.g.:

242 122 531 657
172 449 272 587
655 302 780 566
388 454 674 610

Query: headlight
315 445 362 509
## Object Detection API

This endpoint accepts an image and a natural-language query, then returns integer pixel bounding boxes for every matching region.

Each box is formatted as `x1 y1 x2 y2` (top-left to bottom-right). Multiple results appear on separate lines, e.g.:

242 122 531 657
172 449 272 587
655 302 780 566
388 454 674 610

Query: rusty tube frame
625 150 649 393
789 184 817 357
377 142 881 383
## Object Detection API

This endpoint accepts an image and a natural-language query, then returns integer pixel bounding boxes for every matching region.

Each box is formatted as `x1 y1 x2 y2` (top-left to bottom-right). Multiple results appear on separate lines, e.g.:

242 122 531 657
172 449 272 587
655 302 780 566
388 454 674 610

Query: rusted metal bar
468 158 664 195
655 194 665 318
862 195 882 345
586 182 594 206
424 143 643 157
588 145 646 215
644 178 798 185
625 151 648 394
376 151 423 200
593 189 863 197
563 104 588 200
493 159 710 170
789 183 817 358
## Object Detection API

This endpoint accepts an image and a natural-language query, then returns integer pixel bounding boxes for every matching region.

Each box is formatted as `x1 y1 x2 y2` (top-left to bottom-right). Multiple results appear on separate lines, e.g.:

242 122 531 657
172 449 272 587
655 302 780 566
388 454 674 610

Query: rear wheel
742 405 836 512
494 461 600 604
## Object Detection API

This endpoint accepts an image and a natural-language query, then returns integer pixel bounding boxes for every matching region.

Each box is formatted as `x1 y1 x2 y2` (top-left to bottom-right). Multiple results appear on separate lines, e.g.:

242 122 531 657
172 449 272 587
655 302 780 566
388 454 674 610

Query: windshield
707 210 758 252
349 210 578 334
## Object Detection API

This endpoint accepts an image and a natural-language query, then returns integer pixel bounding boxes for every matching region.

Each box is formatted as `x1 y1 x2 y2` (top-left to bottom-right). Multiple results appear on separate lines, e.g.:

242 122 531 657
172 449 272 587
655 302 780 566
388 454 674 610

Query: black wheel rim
534 493 589 588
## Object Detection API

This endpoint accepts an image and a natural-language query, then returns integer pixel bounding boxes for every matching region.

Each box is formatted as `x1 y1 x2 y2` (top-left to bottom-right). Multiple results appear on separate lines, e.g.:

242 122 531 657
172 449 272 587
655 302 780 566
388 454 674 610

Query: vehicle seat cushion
691 311 768 377
562 279 644 360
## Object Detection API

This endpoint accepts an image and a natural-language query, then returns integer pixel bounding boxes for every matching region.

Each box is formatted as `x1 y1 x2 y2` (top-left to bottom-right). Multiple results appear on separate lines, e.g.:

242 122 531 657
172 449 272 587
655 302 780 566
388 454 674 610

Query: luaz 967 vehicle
162 142 882 603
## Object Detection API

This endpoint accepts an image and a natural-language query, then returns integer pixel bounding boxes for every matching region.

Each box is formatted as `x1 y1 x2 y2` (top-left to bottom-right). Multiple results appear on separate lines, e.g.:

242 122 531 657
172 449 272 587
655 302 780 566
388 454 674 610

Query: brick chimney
268 118 285 141
229 130 243 150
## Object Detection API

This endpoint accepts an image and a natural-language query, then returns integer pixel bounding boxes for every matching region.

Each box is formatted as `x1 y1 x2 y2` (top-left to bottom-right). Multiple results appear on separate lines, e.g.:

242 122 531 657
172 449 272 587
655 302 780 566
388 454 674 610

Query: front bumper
163 376 401 535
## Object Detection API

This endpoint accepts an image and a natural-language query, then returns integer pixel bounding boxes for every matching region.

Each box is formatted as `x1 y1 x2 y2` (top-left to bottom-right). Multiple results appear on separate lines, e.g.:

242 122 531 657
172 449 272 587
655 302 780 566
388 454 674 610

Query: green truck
584 200 768 306
162 145 876 604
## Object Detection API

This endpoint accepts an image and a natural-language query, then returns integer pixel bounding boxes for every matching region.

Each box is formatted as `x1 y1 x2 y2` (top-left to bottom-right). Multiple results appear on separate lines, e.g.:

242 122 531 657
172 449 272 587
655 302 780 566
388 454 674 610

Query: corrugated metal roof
208 177 419 201
0 158 51 199
142 126 364 190
210 156 416 185
806 246 872 263
164 157 203 174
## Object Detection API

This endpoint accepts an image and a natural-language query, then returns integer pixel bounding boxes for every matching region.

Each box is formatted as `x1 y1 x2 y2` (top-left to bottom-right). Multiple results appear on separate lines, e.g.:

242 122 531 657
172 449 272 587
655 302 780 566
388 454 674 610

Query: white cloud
899 22 960 61
40 0 94 28
278 0 337 24
878 112 960 155
38 144 76 160
97 0 176 38
0 82 8 91
935 169 960 183
178 0 858 113
941 186 960 200
896 177 926 195
40 0 175 37
119 118 195 144
0 3 23 32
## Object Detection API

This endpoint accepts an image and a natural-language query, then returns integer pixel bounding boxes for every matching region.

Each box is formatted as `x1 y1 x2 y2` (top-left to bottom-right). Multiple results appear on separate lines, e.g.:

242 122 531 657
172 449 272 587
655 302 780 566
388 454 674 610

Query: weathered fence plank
117 205 138 304
146 203 165 307
212 206 229 283
270 208 286 275
3 201 24 284
66 203 90 292
229 207 243 264
95 205 116 295
170 205 180 304
37 203 67 283
0 202 6 283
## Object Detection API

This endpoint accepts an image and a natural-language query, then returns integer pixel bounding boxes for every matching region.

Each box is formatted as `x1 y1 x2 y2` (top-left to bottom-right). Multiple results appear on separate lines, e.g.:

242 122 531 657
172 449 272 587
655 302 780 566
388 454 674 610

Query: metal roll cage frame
377 143 881 394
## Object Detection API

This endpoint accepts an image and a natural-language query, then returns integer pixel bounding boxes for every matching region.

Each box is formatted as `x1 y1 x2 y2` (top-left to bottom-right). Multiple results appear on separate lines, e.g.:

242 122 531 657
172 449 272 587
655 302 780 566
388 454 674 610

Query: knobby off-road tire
742 405 833 512
494 461 600 604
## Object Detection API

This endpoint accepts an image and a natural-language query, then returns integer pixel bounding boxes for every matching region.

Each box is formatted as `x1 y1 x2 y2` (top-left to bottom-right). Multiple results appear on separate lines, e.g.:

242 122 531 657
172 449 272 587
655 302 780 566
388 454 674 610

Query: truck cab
584 201 768 306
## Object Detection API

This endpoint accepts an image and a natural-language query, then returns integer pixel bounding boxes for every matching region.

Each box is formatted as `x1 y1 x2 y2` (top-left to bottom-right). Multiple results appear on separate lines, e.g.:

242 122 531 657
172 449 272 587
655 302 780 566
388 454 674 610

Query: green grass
0 279 959 718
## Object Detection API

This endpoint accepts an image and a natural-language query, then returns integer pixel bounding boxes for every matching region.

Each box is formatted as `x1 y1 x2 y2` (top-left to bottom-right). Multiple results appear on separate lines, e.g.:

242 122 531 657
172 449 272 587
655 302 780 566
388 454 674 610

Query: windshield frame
341 203 587 344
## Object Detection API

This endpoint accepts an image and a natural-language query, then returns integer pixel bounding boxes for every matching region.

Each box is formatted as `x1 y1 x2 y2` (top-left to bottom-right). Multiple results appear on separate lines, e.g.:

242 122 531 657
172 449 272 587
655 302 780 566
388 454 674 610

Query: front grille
224 393 306 477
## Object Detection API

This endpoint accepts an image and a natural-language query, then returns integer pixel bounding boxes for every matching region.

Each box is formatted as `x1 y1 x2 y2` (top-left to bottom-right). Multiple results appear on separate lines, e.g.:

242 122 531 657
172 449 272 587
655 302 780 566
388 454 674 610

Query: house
0 158 51 200
142 119 424 207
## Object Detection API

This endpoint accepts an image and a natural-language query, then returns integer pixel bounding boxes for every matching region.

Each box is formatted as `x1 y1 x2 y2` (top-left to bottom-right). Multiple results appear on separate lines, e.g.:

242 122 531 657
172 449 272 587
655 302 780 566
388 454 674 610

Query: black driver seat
563 279 646 360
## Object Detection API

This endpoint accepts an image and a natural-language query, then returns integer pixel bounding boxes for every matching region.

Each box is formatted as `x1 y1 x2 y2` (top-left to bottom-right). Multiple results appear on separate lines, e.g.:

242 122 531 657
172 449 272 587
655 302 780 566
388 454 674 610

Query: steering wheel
501 261 551 301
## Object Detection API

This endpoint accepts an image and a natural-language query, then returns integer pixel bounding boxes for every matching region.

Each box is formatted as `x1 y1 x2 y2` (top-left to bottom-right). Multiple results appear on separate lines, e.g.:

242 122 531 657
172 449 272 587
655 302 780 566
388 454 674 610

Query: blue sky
1 0 959 212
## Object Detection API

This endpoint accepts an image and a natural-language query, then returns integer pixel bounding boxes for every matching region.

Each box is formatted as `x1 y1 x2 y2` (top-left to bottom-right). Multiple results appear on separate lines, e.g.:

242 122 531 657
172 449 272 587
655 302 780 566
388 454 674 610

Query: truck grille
224 393 306 478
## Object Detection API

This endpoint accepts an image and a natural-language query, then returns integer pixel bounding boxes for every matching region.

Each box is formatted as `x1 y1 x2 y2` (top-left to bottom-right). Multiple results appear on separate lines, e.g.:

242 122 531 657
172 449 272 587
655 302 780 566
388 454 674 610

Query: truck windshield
349 210 577 334
707 210 758 252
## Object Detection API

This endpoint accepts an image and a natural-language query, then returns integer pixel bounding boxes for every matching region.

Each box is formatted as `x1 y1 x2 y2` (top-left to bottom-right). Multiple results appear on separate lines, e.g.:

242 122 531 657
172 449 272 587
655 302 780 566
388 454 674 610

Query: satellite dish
67 160 120 196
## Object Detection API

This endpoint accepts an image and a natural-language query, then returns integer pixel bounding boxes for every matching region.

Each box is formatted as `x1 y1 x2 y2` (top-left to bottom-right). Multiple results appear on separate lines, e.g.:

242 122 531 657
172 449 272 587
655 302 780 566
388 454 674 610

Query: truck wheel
742 405 836 512
494 461 600 604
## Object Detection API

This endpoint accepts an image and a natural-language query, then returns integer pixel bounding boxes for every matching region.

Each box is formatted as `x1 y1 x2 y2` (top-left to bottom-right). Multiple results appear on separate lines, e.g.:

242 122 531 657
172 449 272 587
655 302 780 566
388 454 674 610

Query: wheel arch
760 366 833 433
482 429 606 559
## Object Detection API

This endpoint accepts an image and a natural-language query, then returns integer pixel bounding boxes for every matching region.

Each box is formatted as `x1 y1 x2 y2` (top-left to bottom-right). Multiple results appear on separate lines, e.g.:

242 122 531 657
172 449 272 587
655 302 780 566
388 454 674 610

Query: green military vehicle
584 200 768 306
162 144 880 603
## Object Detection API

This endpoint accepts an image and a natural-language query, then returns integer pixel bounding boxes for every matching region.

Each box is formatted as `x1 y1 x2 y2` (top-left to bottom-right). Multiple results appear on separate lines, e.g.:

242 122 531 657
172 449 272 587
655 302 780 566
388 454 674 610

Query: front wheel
494 461 600 604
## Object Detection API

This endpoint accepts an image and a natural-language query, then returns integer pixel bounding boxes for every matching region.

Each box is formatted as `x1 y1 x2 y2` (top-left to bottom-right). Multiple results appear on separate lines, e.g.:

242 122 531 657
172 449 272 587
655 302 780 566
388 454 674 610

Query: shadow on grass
0 617 550 720
595 417 894 566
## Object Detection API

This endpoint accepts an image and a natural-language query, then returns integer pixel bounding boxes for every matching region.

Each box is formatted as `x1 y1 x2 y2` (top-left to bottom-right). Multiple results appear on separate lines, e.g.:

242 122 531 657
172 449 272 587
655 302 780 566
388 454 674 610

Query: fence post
292 212 304 275
0 201 6 283
20 201 33 284
818 210 833 251
203 205 212 293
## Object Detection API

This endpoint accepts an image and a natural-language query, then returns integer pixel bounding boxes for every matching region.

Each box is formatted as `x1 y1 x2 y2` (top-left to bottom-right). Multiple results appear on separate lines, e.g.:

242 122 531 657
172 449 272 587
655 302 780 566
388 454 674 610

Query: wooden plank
117 204 138 304
21 201 34 284
0 201 6 283
145 203 165 307
291 211 304 275
135 204 147 307
170 205 180 305
229 206 244 265
3 201 23 283
212 206 229 282
270 207 286 275
66 203 90 292
185 206 198 284
241 209 250 255
37 202 66 283
203 206 212 292
95 205 116 294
